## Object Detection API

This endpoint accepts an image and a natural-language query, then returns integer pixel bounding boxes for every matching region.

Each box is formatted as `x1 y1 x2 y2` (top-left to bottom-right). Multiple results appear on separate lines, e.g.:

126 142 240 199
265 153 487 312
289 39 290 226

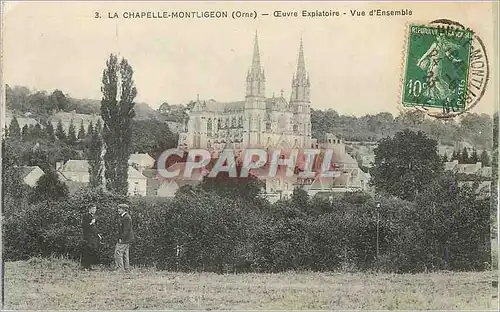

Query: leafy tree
199 165 265 204
371 129 443 201
460 147 469 164
480 150 490 167
441 152 449 162
459 113 493 150
87 131 104 188
27 149 51 172
77 120 86 140
186 100 196 111
5 84 17 110
10 85 31 112
451 149 459 161
2 139 26 200
8 117 21 138
95 119 103 134
131 119 178 157
291 187 309 213
67 120 77 145
158 102 170 114
87 121 94 136
21 125 29 142
45 121 55 142
49 89 70 112
32 124 44 140
100 54 137 195
400 110 425 128
31 171 69 203
414 173 491 270
55 120 66 141
470 148 479 164
27 91 53 116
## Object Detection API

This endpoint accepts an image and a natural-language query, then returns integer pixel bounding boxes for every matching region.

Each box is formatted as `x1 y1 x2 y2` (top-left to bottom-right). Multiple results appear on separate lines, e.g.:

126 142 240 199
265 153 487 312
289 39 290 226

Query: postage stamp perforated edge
397 21 413 116
398 19 486 119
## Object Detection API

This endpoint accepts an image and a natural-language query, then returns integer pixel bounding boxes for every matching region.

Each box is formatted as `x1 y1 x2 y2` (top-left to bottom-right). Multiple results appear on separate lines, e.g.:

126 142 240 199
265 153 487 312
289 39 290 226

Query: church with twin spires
178 32 313 151
173 32 371 201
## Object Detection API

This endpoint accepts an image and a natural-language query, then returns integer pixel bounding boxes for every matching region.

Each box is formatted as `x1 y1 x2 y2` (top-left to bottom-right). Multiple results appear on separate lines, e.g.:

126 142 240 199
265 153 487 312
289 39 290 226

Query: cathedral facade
178 33 312 151
174 33 371 201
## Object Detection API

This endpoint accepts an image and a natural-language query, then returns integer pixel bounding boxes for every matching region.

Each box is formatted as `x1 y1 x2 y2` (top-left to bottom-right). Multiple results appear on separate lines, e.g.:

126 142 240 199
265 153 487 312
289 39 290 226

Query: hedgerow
2 177 492 273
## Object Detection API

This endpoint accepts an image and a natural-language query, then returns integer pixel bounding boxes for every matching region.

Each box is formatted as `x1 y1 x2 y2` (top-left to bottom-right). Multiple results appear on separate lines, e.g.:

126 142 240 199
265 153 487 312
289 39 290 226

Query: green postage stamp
402 23 474 113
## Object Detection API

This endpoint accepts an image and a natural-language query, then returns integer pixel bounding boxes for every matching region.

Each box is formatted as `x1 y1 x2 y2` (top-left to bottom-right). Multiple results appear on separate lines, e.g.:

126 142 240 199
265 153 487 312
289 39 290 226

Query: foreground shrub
3 179 492 273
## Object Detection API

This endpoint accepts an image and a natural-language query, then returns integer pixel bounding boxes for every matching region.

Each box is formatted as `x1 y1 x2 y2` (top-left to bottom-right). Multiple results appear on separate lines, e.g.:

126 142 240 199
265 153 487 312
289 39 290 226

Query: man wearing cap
115 203 134 271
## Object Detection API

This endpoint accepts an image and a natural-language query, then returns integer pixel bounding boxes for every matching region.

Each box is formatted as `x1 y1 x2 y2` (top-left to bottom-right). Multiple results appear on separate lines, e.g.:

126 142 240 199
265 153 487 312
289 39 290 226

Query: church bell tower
243 31 266 147
290 39 311 147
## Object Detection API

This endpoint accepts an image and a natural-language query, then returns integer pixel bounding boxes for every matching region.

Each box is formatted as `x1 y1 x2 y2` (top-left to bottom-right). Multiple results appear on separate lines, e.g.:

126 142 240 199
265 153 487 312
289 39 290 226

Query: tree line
447 147 491 166
3 129 492 273
311 108 493 151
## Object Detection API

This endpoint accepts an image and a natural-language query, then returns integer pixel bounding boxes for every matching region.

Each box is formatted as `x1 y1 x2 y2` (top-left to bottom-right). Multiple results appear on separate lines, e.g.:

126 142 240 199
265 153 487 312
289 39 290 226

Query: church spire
251 31 261 75
246 31 265 98
290 37 310 103
296 38 306 79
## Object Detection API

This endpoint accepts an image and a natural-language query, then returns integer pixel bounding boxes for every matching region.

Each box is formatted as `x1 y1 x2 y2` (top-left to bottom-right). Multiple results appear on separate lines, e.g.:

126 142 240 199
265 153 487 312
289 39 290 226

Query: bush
2 179 492 273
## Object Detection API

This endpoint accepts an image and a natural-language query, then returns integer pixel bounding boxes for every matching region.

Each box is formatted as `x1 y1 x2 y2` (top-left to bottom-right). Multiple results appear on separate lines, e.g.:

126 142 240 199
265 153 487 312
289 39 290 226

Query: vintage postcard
1 1 498 310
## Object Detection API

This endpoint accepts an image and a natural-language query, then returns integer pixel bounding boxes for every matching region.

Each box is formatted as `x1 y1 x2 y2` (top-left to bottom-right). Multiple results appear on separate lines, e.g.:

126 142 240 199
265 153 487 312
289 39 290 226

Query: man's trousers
114 243 130 270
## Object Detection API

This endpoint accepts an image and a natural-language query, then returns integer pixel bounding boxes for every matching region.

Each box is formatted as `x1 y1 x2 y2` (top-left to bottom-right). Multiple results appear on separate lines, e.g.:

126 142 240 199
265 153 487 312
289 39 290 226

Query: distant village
3 34 493 201
5 106 492 203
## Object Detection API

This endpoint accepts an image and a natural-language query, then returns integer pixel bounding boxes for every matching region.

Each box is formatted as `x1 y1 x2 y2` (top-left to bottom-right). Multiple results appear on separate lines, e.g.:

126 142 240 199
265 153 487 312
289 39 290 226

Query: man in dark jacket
81 205 101 270
114 203 134 271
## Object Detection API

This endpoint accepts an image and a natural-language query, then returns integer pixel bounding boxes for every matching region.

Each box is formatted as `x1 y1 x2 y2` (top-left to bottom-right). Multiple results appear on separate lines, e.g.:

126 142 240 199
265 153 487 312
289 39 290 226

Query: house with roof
15 166 45 187
444 160 492 196
56 159 147 196
129 153 155 172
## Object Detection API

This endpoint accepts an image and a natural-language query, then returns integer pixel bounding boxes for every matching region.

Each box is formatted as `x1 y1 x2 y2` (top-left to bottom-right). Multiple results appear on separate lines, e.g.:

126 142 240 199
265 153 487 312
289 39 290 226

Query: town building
444 160 492 196
15 165 45 187
56 159 147 196
129 153 156 172
178 33 312 151
174 33 370 201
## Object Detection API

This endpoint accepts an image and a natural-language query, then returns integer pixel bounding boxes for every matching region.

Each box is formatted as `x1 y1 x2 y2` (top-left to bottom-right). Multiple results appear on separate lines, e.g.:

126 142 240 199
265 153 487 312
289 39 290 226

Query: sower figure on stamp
416 32 463 105
114 203 134 271
81 204 102 271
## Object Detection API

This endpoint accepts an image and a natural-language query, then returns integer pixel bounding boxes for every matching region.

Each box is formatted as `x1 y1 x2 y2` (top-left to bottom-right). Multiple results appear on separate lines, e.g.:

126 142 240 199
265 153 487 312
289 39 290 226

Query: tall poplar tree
8 117 21 138
67 119 77 145
55 120 66 141
469 148 479 164
88 130 103 188
480 150 490 167
46 121 56 142
77 120 86 140
460 147 469 164
100 54 136 194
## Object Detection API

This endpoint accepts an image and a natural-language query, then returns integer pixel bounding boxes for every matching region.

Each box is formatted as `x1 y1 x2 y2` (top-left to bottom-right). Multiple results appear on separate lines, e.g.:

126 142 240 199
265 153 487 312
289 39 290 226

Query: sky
2 1 497 116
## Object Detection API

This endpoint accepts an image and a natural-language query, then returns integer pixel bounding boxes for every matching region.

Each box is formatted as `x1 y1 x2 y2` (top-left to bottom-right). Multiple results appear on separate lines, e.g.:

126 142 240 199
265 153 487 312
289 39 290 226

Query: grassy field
3 257 498 310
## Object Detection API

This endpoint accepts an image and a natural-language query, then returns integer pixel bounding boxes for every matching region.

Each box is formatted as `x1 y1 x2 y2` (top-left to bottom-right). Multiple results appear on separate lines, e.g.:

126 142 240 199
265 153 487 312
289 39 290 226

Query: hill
4 84 167 122
4 84 494 151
